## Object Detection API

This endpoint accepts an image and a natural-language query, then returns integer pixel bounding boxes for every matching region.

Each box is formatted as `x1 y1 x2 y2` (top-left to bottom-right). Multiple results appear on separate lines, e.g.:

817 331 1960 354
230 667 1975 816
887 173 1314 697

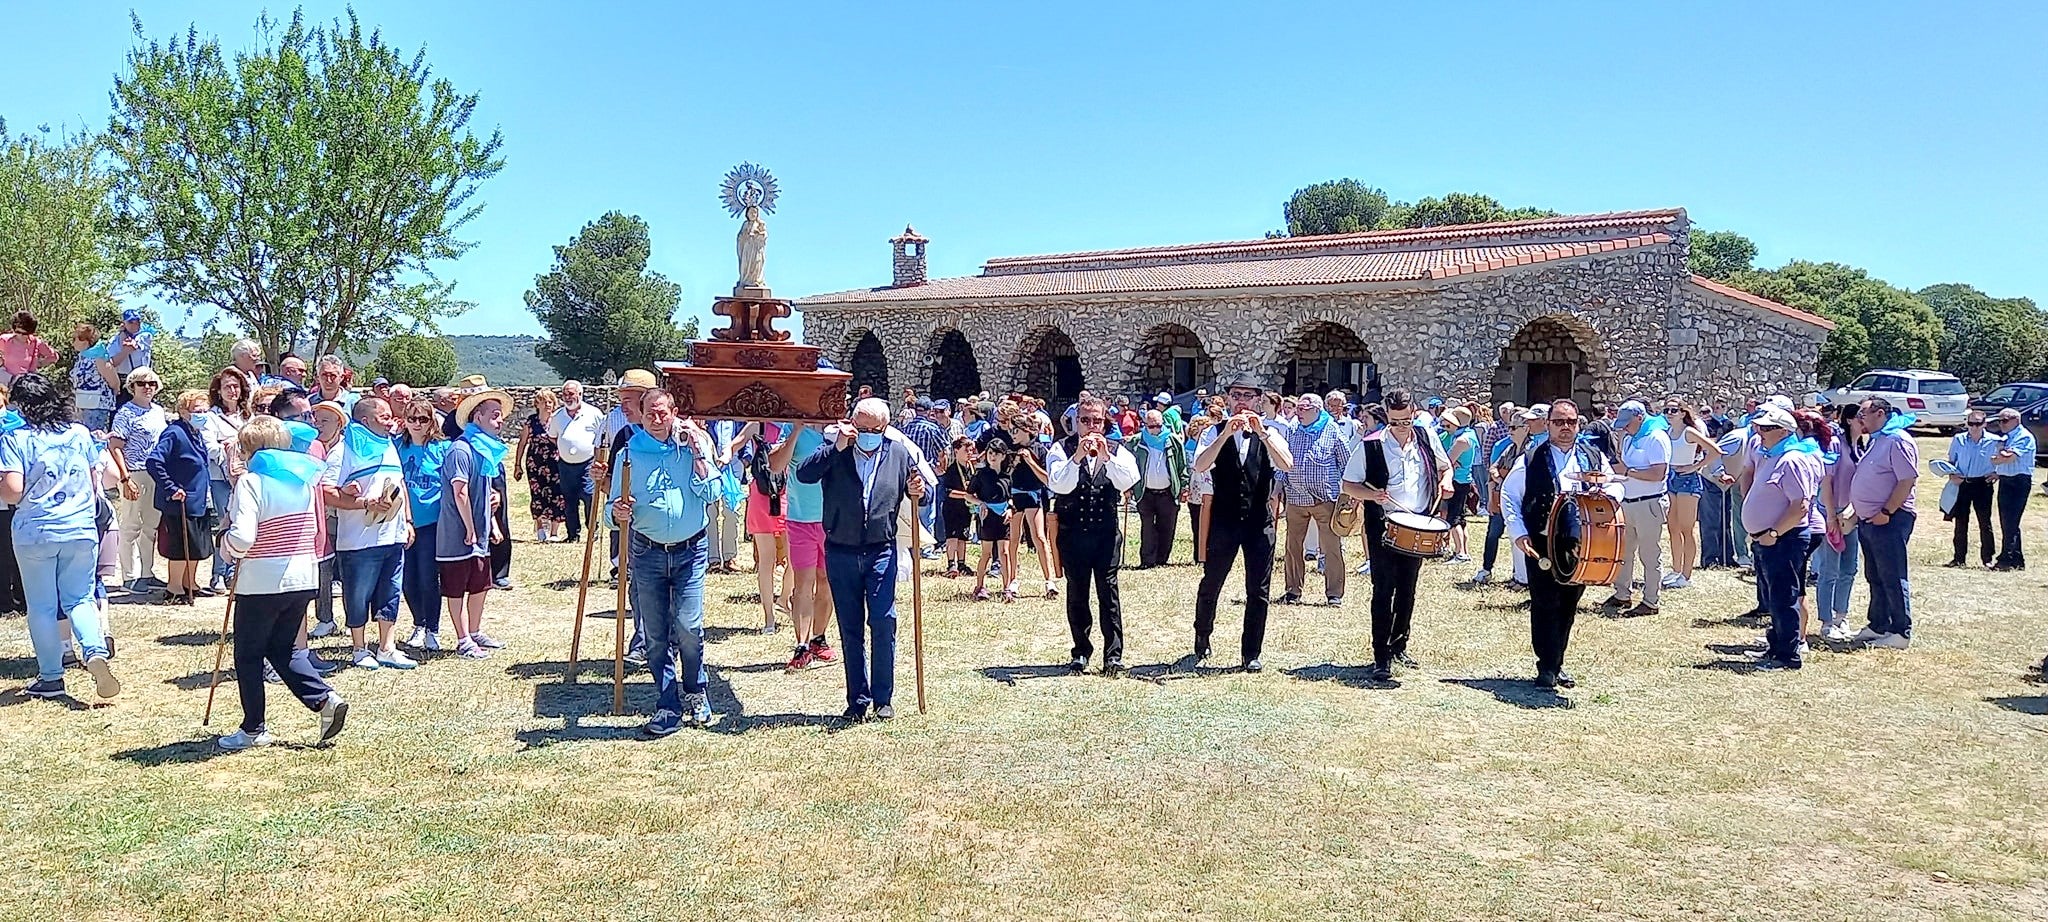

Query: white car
1823 369 1970 432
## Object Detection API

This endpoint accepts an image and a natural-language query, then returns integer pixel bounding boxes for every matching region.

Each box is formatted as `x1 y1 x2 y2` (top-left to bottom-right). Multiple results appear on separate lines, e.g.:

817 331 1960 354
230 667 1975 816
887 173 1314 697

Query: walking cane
200 569 245 726
912 484 927 714
564 482 602 680
611 452 633 717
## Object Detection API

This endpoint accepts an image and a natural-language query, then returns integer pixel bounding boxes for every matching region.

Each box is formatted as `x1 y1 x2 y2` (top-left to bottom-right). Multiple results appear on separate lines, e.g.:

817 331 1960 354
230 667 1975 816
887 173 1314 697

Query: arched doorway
1491 315 1599 407
1012 325 1084 412
1276 321 1376 401
847 330 889 399
922 328 981 400
1130 323 1214 398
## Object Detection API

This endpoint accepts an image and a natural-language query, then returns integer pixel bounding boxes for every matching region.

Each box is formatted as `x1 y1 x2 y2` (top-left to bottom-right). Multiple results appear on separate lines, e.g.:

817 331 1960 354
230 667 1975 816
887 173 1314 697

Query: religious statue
720 162 779 293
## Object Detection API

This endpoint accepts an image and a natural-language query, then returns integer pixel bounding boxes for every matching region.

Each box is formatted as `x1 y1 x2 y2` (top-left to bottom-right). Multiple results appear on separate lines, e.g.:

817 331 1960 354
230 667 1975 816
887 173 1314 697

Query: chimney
891 225 928 288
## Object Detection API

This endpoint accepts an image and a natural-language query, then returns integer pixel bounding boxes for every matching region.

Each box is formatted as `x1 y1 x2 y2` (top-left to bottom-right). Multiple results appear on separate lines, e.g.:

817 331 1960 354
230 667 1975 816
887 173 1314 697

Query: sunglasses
1968 421 1985 427
1144 424 1162 431
1662 408 1682 415
1386 417 1416 427
1754 424 1786 432
284 412 315 423
407 416 434 423
1550 418 1582 426
133 380 161 387
1077 416 1108 425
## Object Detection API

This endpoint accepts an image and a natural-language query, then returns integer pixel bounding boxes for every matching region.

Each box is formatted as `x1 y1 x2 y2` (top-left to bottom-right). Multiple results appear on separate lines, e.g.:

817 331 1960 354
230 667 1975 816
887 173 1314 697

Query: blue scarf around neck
462 423 508 477
342 421 398 487
1626 413 1669 448
1297 409 1331 440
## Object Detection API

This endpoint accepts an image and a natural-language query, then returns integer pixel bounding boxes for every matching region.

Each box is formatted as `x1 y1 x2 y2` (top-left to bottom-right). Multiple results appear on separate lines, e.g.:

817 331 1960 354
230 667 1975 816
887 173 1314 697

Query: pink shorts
746 490 787 536
786 520 826 570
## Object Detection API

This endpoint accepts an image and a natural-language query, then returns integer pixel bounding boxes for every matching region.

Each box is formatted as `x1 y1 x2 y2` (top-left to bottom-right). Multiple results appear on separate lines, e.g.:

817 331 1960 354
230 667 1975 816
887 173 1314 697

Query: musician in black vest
1190 373 1295 671
1499 400 1622 689
1048 396 1141 674
1341 389 1451 682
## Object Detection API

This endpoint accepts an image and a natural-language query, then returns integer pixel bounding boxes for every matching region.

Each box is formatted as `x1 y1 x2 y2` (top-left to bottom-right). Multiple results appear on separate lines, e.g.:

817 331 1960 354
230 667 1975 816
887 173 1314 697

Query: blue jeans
337 543 403 629
1699 481 1735 567
558 459 592 541
1813 528 1860 623
1755 528 1810 665
17 538 106 682
208 479 237 584
1857 510 1915 638
79 407 113 434
826 541 899 711
629 530 709 713
402 523 442 632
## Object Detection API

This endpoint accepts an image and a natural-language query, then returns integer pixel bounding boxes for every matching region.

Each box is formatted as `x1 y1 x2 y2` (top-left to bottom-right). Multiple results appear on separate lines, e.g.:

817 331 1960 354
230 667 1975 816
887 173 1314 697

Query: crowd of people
6 322 2042 744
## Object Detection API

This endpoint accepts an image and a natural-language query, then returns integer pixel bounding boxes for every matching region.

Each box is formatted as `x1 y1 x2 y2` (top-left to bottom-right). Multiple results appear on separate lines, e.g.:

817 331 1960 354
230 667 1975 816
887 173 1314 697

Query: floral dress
523 413 566 522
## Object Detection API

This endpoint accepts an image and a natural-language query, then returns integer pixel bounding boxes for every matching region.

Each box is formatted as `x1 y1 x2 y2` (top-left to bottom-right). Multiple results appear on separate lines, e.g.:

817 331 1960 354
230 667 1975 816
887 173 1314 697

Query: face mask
855 431 885 452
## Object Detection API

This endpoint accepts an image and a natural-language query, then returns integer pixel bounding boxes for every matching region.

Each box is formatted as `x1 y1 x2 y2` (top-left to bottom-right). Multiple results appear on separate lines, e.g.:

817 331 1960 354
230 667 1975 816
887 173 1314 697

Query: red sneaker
786 647 814 672
807 640 837 667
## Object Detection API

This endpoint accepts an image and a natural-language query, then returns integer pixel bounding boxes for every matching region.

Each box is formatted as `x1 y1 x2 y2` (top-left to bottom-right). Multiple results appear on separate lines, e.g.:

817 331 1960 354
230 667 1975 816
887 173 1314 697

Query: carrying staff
1190 372 1294 672
1499 400 1620 690
1048 396 1140 676
1340 389 1450 682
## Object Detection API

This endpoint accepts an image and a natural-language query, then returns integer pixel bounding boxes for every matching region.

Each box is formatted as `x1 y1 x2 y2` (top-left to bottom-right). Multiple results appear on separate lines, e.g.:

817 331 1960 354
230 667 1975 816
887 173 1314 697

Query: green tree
1391 192 1554 228
1687 229 1757 280
0 119 123 337
148 333 211 396
1283 179 1394 236
1918 283 2045 390
106 8 504 364
526 212 698 381
370 332 460 387
1726 261 1941 386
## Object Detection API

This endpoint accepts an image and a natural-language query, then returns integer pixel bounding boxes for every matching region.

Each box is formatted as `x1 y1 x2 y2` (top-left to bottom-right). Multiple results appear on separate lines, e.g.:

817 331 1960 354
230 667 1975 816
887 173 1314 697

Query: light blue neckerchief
1878 412 1917 436
341 421 398 488
0 409 22 435
1626 413 1669 448
1760 434 1820 458
246 448 325 508
461 423 508 477
1297 409 1331 440
1140 428 1169 450
286 421 319 453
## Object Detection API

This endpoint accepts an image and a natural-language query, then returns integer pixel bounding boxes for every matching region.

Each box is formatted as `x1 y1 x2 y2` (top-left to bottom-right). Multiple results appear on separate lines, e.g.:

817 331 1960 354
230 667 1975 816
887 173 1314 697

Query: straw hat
618 368 658 390
456 388 513 428
310 401 348 430
1442 407 1473 428
455 373 489 391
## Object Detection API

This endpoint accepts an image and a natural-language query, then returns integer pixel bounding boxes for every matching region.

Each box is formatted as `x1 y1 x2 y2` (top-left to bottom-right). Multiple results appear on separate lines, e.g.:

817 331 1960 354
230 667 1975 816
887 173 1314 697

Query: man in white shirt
1191 372 1295 672
321 397 416 670
1341 389 1450 681
1604 400 1671 618
549 379 604 544
1048 396 1141 674
1501 400 1622 689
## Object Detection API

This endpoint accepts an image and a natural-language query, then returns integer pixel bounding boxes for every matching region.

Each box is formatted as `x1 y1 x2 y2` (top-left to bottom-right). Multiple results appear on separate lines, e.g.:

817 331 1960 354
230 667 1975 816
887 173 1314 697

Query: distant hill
350 334 560 386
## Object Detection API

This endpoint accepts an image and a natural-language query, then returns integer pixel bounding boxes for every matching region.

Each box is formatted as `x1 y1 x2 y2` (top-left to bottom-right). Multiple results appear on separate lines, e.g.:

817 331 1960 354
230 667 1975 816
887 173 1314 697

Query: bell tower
891 225 928 288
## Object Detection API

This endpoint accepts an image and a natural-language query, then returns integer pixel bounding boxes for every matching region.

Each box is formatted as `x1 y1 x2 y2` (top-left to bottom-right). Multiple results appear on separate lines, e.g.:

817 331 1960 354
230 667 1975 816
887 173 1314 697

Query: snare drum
1382 510 1453 558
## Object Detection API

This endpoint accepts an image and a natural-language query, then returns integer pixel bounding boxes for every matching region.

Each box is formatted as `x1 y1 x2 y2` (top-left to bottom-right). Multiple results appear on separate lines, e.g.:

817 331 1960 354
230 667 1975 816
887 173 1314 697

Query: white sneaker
318 694 349 742
1355 562 1372 575
456 639 491 659
1662 573 1690 589
470 632 505 650
1822 623 1854 643
1796 640 1810 657
423 630 443 652
217 727 272 751
1472 569 1492 584
1868 633 1911 650
310 621 338 639
376 649 418 670
404 627 425 648
350 648 381 669
1853 627 1883 642
84 655 121 699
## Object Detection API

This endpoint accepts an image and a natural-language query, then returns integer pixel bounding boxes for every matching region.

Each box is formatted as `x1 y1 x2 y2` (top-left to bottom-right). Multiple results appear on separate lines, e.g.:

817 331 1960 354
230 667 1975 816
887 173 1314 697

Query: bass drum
1544 492 1624 587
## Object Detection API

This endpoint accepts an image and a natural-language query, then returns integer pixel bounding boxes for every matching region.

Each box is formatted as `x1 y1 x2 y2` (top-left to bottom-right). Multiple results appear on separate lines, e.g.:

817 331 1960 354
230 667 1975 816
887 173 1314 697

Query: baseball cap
1154 391 1172 404
1426 396 1444 409
913 396 933 411
371 376 390 386
1766 394 1793 411
121 308 144 323
931 398 951 411
1754 406 1796 430
1617 399 1647 421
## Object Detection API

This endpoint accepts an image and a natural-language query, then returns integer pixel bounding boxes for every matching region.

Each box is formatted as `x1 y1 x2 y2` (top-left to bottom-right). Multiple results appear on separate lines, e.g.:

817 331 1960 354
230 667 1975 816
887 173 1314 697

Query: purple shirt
1741 447 1822 535
1847 431 1919 519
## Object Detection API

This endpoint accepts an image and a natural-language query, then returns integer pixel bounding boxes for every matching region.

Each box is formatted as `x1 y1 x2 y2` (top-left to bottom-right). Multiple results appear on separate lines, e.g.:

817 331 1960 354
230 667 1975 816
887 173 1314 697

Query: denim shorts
1668 471 1704 496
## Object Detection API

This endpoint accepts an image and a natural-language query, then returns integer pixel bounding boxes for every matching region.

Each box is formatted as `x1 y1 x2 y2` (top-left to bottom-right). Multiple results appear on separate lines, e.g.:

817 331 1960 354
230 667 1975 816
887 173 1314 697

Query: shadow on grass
1439 677 1571 710
977 664 1073 685
113 737 319 765
156 631 222 647
1473 597 1532 612
1703 642 1763 656
1690 612 1767 629
1691 658 1791 675
0 686 94 709
1126 654 1237 684
1286 663 1399 690
1986 695 2048 716
0 657 38 680
164 670 225 691
503 659 641 682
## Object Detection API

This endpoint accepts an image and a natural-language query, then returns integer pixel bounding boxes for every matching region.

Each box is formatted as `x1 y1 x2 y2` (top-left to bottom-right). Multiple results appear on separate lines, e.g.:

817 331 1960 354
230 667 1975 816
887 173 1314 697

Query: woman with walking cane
0 373 121 701
212 415 348 749
144 390 217 605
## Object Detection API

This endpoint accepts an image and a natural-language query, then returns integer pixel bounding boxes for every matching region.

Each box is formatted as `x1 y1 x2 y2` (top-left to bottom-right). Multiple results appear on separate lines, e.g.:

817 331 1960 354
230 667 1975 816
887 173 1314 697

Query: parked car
1970 382 2048 416
1823 369 1970 432
2014 398 2048 463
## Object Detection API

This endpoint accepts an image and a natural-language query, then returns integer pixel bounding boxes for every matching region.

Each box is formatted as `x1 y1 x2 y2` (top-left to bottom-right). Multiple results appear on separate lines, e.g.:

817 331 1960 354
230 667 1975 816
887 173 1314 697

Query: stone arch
843 328 889 399
920 327 981 400
1127 322 1215 399
1490 313 1607 408
1273 320 1376 401
1010 324 1084 410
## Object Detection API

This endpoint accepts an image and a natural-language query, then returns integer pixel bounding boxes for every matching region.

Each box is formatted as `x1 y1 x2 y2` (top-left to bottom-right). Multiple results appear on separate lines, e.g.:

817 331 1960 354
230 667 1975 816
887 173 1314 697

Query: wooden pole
201 569 245 726
564 470 603 681
611 452 633 717
912 527 926 715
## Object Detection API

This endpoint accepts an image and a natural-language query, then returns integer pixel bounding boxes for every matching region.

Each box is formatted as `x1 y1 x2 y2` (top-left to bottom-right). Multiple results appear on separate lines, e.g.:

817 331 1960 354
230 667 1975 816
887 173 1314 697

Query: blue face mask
855 431 885 452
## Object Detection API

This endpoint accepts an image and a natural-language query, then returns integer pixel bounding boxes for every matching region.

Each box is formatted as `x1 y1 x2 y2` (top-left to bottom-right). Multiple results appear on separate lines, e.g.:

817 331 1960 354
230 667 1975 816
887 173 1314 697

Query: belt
1144 486 1175 494
1623 492 1667 504
634 528 706 552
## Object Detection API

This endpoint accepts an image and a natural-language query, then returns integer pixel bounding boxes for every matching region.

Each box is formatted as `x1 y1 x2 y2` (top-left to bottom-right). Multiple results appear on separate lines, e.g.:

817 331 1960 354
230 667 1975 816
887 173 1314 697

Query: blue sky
5 1 2044 340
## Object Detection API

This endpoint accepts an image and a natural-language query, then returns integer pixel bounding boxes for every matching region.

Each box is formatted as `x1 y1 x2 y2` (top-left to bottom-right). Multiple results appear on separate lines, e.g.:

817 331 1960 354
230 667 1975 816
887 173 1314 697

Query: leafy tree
1726 261 1940 386
1391 192 1554 228
1688 229 1757 280
369 332 459 387
1919 283 2045 390
147 333 211 396
106 8 503 364
0 119 124 337
1283 179 1394 236
526 212 698 381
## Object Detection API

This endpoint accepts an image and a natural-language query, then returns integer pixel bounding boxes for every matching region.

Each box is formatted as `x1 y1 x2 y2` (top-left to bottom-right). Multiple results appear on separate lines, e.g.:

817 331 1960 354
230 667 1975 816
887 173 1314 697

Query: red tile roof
1687 275 1836 331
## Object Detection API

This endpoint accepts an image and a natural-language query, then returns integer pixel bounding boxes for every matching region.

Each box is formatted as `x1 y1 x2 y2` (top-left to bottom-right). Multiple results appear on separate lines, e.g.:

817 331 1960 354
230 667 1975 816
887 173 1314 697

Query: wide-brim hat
310 402 349 430
1443 407 1473 428
455 373 489 391
456 389 514 428
618 368 659 390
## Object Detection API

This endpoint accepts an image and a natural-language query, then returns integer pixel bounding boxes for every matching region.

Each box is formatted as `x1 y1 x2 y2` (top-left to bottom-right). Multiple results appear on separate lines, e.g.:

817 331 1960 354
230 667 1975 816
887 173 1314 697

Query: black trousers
1136 488 1179 567
1997 474 2030 567
1369 544 1423 666
491 474 512 582
232 590 333 734
0 509 24 614
1951 478 1994 564
1058 530 1122 663
1194 517 1274 661
1523 533 1585 676
1186 501 1203 563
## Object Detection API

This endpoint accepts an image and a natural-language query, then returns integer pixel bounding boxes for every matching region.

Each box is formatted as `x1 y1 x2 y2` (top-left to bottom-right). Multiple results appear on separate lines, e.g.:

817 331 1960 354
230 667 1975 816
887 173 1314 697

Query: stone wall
798 241 1823 410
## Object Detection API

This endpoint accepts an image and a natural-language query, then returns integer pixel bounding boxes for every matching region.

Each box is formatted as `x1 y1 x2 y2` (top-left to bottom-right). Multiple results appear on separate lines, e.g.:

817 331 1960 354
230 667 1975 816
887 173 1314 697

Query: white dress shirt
1500 444 1622 541
1048 440 1142 495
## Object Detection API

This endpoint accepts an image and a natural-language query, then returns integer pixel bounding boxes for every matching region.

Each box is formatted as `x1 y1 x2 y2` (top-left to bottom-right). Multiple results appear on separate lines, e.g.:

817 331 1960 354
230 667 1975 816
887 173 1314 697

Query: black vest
1207 424 1276 529
1359 433 1441 542
1053 436 1121 536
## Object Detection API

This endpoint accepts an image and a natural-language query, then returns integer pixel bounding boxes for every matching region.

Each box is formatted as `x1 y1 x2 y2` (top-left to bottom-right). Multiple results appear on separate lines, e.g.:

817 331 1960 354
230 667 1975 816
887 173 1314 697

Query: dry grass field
3 436 2044 921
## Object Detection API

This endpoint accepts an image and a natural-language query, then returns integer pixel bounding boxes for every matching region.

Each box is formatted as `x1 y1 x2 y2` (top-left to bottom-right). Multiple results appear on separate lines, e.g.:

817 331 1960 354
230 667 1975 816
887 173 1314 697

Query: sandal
972 588 989 602
1001 590 1018 604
